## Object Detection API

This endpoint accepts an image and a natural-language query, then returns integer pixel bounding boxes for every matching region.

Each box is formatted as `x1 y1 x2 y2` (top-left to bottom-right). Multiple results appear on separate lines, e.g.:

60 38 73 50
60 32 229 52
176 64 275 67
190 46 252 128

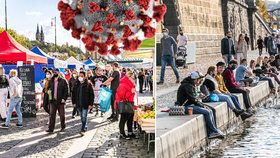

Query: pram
175 46 187 68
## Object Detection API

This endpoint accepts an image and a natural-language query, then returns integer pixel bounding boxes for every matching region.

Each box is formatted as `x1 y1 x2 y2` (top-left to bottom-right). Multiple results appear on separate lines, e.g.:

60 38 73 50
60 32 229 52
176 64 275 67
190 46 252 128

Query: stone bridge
156 0 271 70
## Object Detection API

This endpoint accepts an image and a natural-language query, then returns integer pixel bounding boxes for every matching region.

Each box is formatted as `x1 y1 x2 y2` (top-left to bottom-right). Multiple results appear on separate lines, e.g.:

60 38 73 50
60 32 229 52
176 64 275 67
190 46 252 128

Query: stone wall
177 0 224 58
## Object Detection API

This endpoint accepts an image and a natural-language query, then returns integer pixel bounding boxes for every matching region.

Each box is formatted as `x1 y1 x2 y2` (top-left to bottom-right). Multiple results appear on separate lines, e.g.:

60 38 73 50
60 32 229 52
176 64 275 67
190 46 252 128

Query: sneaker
0 124 8 129
128 133 139 139
120 133 130 140
101 112 104 117
233 109 244 117
208 132 225 139
60 128 66 132
95 112 99 117
80 131 85 136
16 124 23 128
241 112 253 121
110 117 118 122
45 129 54 133
107 115 114 120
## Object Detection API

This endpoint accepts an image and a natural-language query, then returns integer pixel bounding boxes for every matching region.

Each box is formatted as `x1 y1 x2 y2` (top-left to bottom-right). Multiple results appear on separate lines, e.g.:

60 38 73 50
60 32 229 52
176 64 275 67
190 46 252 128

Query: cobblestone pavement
0 91 153 158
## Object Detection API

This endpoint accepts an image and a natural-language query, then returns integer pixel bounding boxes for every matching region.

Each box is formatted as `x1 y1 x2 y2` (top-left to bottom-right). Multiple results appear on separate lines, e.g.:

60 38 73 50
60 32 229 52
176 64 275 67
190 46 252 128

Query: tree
257 0 270 21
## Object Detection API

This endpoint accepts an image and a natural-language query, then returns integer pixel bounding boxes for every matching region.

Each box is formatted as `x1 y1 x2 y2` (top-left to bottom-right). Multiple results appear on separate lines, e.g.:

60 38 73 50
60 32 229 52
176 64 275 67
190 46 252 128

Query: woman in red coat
115 70 137 140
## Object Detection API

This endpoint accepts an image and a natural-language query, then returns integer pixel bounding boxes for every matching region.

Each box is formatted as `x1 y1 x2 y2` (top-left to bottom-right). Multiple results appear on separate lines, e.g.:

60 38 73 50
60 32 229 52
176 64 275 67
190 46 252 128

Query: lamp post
4 0 7 30
52 17 57 52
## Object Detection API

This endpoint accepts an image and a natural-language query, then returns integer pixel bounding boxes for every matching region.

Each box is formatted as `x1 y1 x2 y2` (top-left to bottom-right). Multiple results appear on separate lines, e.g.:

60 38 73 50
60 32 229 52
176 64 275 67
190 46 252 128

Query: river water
199 106 280 158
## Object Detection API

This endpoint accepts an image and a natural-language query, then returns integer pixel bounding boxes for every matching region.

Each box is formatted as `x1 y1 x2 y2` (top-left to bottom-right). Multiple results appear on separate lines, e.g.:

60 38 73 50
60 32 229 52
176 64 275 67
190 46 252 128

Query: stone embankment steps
156 80 276 158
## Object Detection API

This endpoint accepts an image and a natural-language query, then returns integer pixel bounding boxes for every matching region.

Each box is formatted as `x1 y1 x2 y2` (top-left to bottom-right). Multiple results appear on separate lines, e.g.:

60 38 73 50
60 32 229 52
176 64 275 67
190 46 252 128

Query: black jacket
48 77 69 104
221 37 235 55
71 79 94 109
202 79 215 92
69 77 77 93
177 77 204 107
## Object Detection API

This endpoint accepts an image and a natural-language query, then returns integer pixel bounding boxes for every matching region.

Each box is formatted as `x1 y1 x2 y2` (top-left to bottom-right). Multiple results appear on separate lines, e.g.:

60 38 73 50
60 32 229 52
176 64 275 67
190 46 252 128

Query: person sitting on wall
262 56 280 84
235 59 254 86
177 71 225 139
202 66 252 121
222 60 254 114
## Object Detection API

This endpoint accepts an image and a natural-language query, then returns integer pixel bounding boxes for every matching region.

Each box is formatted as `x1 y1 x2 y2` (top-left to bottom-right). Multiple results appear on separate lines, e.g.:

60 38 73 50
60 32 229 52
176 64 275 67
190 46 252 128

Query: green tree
257 0 270 21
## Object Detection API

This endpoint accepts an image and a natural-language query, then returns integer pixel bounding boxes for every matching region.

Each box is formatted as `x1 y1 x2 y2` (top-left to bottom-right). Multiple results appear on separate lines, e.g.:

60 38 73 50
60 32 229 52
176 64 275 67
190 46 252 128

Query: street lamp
51 17 57 52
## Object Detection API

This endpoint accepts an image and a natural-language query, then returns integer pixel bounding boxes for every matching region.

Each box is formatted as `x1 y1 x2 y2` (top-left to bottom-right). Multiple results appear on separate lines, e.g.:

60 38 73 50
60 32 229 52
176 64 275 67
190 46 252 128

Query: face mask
163 32 168 36
78 77 84 82
73 74 77 78
65 72 68 75
231 65 237 70
46 74 51 79
227 36 231 38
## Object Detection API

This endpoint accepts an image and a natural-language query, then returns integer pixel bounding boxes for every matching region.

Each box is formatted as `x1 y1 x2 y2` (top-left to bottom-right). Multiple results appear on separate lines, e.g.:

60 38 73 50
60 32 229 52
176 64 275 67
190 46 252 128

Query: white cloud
25 11 43 16
0 15 4 25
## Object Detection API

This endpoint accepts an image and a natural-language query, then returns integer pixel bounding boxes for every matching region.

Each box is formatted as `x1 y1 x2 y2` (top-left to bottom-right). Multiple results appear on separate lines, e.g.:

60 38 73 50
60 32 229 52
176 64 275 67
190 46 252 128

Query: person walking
103 62 120 122
257 36 264 56
267 33 277 56
69 70 79 118
72 71 94 136
90 67 108 117
158 28 180 85
115 70 137 139
221 31 235 65
1 70 23 128
0 67 8 122
245 34 250 49
264 34 269 53
235 34 248 65
45 71 69 133
138 69 144 93
42 70 53 114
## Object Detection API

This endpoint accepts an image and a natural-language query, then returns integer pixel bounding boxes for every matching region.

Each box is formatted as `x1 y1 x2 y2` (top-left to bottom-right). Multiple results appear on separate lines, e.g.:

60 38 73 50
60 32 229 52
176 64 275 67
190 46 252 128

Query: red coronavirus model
58 0 166 56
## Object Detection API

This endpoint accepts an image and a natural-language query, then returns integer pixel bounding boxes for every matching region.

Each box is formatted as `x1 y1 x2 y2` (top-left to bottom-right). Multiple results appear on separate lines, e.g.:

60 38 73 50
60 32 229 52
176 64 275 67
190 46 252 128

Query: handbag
116 90 135 114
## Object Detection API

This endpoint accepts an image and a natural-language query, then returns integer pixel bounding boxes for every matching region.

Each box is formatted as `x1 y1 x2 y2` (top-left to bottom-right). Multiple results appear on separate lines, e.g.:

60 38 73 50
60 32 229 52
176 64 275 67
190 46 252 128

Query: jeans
260 77 275 89
216 93 236 110
222 54 233 66
228 87 252 109
235 53 244 65
5 97 23 126
119 113 134 134
139 79 144 93
160 55 180 82
184 105 219 136
111 90 117 116
0 88 8 119
77 107 88 131
227 94 242 110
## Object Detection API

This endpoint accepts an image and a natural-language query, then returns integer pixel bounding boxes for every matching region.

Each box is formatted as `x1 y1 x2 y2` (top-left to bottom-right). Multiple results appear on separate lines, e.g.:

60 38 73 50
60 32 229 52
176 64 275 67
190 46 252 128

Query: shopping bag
99 87 112 112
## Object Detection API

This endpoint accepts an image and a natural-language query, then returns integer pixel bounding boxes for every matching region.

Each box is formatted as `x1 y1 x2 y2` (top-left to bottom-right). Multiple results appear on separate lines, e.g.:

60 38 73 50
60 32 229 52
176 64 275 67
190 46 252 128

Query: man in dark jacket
46 71 69 133
177 71 224 139
72 71 94 136
221 31 235 65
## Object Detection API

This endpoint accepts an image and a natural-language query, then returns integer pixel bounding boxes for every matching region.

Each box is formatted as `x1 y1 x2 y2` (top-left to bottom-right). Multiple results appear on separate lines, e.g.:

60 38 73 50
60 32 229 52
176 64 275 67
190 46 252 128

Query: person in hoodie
1 69 23 128
203 66 252 121
115 70 137 140
72 71 94 136
223 60 254 114
177 71 224 139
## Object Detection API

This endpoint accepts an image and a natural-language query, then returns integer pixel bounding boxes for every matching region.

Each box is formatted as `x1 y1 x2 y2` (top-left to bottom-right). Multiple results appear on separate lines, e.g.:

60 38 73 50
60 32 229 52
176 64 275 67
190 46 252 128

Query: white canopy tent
66 56 84 70
54 58 68 68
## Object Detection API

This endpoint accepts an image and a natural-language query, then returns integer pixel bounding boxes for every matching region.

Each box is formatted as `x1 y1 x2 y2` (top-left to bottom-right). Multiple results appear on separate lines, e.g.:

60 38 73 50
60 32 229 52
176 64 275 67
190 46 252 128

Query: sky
0 0 84 51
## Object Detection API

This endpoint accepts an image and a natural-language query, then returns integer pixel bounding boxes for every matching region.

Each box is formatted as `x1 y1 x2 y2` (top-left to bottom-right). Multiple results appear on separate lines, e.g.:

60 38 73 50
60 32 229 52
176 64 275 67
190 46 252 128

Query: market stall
84 58 96 69
0 31 47 64
66 56 84 70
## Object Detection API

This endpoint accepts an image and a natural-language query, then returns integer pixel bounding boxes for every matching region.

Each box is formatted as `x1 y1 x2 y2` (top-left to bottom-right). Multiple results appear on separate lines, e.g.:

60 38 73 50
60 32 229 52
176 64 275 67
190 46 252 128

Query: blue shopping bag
99 87 112 112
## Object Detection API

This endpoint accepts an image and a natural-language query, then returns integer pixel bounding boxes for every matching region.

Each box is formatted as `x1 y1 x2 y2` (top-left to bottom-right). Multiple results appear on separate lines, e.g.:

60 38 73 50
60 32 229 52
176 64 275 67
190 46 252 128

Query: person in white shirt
177 29 188 47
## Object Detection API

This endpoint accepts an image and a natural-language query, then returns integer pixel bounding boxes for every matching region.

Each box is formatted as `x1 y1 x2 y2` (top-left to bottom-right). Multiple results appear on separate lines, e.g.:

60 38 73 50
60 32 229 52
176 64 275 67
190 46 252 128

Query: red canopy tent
0 31 47 64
